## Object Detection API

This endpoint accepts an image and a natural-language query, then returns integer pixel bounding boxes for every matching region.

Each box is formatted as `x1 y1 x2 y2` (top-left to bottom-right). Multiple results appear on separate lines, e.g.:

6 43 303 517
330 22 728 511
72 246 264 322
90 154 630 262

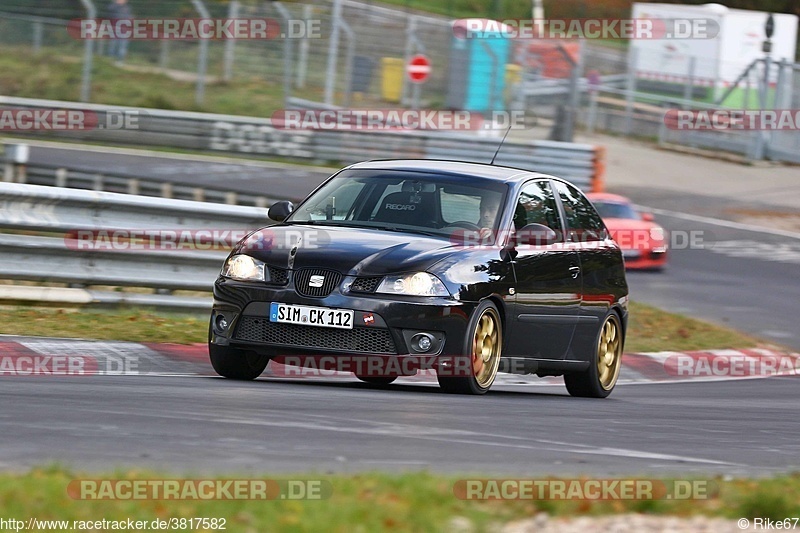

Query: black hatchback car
209 160 628 396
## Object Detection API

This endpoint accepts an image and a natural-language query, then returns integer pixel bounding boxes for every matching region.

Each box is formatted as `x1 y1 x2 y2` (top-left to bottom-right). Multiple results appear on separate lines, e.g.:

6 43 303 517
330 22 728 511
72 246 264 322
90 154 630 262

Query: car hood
603 218 659 231
233 224 460 276
603 218 666 249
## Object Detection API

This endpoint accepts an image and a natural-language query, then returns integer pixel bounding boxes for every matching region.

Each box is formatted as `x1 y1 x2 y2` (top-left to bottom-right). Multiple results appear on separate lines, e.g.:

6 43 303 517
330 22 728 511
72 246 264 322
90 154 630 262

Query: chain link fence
0 0 585 130
0 0 797 161
767 62 800 162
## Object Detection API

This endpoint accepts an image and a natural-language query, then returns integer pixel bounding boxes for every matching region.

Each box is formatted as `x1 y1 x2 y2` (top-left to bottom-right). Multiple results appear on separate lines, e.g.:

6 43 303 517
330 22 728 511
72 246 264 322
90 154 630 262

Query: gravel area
447 514 747 533
502 514 744 533
734 214 800 234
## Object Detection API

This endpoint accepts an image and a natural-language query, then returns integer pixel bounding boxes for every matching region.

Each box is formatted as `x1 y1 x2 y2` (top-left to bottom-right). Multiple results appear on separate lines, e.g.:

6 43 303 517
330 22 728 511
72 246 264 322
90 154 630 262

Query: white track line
645 207 800 240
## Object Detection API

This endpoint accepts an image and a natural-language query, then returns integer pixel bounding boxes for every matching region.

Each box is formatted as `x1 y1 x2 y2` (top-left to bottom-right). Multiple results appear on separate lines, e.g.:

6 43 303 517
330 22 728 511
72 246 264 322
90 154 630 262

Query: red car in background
587 193 668 270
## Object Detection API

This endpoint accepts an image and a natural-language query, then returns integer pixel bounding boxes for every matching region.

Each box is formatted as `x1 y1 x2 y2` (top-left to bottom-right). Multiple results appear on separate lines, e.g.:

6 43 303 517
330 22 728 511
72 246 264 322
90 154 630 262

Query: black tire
437 300 503 395
564 311 624 398
355 376 397 385
209 345 270 380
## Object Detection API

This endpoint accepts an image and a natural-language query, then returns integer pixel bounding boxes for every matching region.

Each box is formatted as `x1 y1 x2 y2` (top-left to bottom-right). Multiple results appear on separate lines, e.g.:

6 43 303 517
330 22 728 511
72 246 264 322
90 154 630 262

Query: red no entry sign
407 54 431 83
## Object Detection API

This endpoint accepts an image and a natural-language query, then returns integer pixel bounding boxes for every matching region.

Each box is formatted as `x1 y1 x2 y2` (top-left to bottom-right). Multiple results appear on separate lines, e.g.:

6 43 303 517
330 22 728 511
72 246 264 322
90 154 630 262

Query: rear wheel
209 345 270 380
564 312 623 398
438 301 502 395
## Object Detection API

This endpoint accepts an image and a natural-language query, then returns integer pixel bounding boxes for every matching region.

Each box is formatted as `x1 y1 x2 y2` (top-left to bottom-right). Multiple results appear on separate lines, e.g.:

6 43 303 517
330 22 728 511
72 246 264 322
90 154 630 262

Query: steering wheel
445 221 481 231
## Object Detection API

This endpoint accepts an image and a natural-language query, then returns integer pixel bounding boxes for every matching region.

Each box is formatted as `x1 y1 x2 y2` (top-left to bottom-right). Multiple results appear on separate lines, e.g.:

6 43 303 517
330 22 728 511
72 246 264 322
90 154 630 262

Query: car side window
514 180 562 233
553 181 607 242
440 190 481 225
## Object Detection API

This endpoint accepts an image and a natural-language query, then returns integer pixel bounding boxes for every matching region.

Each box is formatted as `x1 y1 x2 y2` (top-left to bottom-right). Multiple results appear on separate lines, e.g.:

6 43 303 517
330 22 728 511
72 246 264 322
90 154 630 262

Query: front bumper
622 248 667 270
210 277 475 358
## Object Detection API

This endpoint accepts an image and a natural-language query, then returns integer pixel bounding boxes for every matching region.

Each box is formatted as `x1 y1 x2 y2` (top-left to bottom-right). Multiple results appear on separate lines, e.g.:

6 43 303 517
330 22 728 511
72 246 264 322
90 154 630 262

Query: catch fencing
3 2 796 163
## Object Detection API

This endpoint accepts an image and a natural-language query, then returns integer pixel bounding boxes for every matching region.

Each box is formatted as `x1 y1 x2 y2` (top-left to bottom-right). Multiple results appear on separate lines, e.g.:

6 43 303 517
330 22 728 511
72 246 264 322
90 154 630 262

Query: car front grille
267 266 288 285
294 268 341 297
233 317 397 354
350 276 383 293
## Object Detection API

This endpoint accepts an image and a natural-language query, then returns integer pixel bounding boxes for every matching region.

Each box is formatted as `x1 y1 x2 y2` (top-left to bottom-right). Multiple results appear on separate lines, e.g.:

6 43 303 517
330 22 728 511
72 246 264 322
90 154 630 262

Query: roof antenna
489 121 513 165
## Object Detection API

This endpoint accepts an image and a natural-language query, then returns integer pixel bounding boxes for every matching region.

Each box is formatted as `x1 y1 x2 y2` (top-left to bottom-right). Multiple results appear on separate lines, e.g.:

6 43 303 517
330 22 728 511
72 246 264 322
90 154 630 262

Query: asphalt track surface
25 144 333 201
1 374 798 475
4 144 798 476
620 187 800 351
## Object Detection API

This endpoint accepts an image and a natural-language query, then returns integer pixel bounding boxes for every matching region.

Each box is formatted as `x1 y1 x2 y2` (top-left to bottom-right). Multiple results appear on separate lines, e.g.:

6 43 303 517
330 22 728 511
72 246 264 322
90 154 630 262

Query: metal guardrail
0 96 605 192
583 86 762 158
0 182 270 310
0 181 269 233
520 74 627 98
10 161 276 207
0 233 225 292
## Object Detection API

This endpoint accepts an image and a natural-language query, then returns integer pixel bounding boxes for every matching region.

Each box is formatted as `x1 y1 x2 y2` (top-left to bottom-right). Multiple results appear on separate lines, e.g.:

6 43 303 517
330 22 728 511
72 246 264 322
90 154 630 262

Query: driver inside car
478 193 503 243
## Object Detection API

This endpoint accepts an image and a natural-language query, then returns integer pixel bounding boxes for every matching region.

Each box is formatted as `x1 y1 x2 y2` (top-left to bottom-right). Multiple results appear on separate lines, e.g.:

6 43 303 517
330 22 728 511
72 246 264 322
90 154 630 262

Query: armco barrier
0 233 225 292
0 182 270 310
0 181 268 233
13 162 276 207
0 96 605 192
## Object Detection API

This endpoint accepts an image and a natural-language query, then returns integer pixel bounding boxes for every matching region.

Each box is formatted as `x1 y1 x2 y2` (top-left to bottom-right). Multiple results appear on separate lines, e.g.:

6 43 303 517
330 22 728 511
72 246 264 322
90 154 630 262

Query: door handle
569 265 581 279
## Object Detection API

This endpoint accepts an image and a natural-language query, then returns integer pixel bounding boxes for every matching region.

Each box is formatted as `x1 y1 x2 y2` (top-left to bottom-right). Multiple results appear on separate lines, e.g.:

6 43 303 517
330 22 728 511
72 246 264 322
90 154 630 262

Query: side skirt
499 356 590 376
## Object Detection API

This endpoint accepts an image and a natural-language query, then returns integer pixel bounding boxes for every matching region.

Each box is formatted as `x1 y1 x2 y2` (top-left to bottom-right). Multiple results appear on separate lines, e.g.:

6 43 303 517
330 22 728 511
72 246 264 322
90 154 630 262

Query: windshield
592 201 640 220
286 169 509 241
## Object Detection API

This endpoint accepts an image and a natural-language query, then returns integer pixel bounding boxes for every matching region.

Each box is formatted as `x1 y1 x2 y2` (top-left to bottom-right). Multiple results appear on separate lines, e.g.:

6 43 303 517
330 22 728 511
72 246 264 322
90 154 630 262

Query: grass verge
0 306 208 345
0 300 767 353
2 467 800 532
624 301 762 353
0 48 310 118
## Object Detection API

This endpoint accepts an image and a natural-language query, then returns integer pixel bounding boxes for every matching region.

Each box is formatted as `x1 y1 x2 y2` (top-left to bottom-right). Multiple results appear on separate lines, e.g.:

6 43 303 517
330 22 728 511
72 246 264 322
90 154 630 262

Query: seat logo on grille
309 275 325 288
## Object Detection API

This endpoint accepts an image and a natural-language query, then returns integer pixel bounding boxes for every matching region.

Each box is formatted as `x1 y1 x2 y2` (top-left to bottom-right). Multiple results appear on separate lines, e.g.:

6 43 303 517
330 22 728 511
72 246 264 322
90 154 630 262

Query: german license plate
270 303 354 330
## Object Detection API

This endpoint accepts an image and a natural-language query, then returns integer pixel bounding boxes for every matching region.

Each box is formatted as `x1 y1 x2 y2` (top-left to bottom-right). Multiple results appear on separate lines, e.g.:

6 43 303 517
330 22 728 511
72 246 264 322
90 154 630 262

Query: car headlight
376 272 449 297
221 254 268 282
650 227 665 241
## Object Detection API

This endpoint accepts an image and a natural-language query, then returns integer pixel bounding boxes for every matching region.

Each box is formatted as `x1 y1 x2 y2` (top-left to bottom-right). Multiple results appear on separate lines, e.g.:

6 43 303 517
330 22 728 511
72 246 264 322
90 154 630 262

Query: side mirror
515 223 559 246
641 212 654 222
268 201 294 222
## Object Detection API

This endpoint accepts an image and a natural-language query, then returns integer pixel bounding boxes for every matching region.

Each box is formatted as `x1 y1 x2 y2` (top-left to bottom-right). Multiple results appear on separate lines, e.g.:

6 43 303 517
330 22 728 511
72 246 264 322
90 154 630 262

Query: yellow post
381 57 404 103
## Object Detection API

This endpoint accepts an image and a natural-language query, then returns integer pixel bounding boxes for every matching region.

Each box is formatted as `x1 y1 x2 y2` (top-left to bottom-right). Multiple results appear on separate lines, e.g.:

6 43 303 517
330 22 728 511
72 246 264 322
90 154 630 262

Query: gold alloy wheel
472 307 502 388
597 315 623 390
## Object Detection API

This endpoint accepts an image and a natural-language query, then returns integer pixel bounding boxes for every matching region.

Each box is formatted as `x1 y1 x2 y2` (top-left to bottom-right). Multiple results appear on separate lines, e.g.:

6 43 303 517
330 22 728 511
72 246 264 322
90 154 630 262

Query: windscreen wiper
375 225 442 238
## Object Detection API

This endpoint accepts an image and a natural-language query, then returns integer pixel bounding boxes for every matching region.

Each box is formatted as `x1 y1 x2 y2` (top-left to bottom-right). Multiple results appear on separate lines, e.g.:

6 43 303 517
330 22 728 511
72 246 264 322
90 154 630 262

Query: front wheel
564 312 624 398
209 345 270 380
437 300 503 395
